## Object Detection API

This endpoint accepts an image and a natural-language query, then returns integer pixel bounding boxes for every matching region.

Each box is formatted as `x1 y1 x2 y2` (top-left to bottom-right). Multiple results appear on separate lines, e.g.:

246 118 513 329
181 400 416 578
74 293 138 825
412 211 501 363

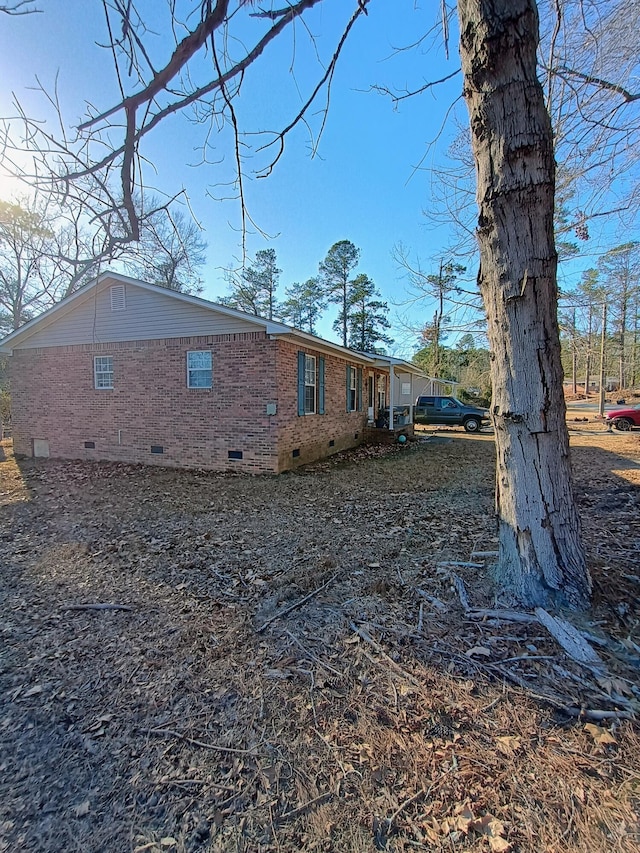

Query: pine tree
347 273 393 353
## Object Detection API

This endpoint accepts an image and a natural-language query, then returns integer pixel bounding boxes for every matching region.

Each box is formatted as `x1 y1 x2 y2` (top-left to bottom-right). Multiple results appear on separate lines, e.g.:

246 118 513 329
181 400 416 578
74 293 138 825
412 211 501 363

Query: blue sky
0 1 633 353
0 1 468 353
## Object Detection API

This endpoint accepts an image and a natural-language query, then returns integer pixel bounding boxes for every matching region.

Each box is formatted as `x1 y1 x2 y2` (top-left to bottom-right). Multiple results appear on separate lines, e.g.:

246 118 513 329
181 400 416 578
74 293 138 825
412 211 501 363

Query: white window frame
186 350 212 389
304 354 316 414
94 355 114 389
348 366 357 412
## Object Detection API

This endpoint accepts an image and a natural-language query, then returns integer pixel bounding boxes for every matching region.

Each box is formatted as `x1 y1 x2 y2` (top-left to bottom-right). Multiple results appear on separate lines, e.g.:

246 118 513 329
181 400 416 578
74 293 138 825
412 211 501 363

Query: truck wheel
614 418 633 431
463 417 481 433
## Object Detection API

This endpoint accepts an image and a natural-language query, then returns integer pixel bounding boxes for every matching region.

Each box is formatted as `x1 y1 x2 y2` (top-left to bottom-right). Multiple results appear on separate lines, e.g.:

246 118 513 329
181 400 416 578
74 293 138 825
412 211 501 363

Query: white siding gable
13 282 262 349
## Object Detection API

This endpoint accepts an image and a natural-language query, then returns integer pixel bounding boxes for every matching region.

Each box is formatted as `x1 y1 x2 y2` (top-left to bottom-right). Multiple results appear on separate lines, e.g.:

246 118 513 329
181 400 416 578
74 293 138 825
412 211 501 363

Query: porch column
388 366 395 430
409 373 414 424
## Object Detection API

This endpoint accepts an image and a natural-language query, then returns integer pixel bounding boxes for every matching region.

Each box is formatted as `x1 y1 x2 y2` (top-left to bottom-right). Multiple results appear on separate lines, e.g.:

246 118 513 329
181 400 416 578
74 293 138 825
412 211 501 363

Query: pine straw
1 429 639 853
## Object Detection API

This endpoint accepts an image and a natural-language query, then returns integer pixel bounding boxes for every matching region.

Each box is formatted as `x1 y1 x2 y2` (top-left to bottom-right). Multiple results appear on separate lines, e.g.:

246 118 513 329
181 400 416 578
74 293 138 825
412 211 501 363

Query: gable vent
110 284 126 311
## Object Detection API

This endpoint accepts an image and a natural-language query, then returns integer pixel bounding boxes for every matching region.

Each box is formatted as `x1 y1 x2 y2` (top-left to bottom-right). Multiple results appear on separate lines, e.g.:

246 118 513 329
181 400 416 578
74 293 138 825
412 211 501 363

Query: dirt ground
1 422 639 853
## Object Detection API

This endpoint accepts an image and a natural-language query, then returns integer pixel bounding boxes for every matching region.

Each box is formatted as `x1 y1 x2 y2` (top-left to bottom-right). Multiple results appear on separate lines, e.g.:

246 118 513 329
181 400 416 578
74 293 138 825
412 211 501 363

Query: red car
605 404 640 431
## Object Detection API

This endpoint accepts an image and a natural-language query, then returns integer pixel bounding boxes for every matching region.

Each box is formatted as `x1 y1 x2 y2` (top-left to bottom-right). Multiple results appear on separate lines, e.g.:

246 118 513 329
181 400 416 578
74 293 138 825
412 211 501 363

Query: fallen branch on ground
349 621 427 693
466 608 538 624
452 574 471 611
535 607 604 668
256 573 339 633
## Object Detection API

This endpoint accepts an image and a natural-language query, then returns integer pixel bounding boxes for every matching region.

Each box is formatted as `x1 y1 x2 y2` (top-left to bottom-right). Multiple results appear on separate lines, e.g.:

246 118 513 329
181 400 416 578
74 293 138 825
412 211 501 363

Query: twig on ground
470 551 499 559
256 573 339 633
416 602 424 633
147 727 264 754
157 779 235 792
279 791 332 821
65 603 133 611
285 630 344 678
349 621 426 692
452 574 470 611
387 767 455 830
414 588 447 611
438 561 485 569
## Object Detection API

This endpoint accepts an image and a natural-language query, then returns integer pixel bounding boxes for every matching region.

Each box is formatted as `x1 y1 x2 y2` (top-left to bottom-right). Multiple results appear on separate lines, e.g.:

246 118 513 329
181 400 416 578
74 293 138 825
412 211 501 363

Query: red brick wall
9 335 381 473
9 333 282 473
273 340 369 470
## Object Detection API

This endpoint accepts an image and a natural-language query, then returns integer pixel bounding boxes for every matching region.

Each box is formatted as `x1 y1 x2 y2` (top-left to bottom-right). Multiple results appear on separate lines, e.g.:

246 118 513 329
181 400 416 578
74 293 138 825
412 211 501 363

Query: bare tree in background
124 207 207 294
1 0 368 255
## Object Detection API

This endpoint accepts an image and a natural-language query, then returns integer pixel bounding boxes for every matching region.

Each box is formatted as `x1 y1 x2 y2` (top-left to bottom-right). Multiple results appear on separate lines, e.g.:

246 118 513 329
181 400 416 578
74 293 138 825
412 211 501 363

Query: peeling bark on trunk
457 0 591 608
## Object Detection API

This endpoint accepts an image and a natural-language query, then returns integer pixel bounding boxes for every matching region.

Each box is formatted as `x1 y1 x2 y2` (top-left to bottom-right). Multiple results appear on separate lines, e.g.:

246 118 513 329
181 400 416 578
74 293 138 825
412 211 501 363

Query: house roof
0 271 289 351
0 271 382 365
0 273 468 394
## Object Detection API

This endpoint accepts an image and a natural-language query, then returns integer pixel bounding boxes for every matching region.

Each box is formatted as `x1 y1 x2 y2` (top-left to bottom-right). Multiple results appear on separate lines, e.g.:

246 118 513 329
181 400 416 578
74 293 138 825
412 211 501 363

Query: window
346 365 362 412
304 354 316 414
187 350 212 388
297 351 325 415
348 367 357 412
94 356 113 389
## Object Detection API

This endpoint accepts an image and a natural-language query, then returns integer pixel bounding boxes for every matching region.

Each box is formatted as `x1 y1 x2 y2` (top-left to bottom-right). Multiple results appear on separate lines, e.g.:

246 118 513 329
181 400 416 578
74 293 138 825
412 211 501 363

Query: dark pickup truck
414 395 490 432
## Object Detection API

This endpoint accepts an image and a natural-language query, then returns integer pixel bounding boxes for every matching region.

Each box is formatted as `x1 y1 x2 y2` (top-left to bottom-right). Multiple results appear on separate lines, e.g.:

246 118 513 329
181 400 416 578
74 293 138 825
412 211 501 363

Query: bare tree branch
0 1 41 14
369 70 460 109
553 66 640 103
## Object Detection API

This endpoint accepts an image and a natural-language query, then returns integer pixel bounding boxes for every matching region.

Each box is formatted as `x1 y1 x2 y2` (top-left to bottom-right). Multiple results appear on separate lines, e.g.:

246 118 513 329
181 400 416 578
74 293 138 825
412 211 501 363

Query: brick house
0 272 426 473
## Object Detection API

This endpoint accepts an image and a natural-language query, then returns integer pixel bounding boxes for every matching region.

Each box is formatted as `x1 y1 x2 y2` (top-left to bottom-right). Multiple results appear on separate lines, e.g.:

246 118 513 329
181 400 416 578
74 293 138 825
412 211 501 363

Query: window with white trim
94 355 114 389
348 366 357 412
187 350 212 388
304 354 317 414
297 351 325 416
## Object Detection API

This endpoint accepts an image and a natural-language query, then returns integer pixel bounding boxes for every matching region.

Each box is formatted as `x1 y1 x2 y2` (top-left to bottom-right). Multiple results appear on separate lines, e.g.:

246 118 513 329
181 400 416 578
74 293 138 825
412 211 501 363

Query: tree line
0 202 393 354
219 240 393 354
559 242 640 394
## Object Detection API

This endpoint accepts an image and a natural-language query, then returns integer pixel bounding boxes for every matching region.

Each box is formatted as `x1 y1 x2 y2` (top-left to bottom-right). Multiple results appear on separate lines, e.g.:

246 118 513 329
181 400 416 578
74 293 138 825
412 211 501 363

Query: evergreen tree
347 273 393 353
598 243 640 389
279 277 325 333
319 240 360 347
220 248 281 318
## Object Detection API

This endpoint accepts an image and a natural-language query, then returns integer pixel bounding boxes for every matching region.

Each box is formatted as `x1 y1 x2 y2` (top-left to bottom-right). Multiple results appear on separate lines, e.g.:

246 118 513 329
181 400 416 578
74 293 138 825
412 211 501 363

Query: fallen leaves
2 432 640 853
430 804 512 851
584 723 618 746
495 735 523 756
72 800 90 818
466 645 492 658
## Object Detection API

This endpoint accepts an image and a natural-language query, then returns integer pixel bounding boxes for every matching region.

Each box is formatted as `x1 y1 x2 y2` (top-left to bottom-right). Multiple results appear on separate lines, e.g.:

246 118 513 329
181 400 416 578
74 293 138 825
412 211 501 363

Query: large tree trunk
457 0 591 608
